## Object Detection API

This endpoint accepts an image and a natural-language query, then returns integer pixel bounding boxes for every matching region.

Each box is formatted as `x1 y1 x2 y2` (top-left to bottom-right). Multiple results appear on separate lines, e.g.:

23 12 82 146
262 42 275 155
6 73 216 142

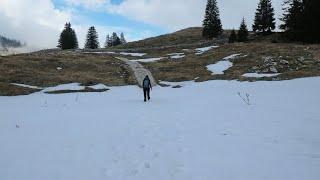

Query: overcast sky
0 0 284 49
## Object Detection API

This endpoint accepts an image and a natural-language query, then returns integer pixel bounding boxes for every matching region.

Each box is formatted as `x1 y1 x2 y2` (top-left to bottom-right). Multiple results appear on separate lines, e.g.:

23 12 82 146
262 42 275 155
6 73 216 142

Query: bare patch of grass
45 87 109 94
0 82 41 96
0 51 136 95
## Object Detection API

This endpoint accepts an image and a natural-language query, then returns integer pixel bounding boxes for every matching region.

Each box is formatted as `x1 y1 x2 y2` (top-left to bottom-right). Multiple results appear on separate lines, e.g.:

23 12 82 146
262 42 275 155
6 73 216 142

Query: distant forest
0 35 24 48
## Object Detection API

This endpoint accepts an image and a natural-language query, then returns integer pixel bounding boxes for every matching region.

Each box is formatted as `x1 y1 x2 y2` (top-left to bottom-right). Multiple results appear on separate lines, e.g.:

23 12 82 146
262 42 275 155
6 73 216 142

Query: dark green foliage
301 0 320 43
104 32 123 47
253 0 276 34
228 29 237 43
85 26 99 49
280 0 304 40
202 0 223 38
104 35 111 48
105 32 122 47
0 36 23 48
238 18 249 42
58 23 78 50
280 0 320 43
120 32 126 44
111 32 121 46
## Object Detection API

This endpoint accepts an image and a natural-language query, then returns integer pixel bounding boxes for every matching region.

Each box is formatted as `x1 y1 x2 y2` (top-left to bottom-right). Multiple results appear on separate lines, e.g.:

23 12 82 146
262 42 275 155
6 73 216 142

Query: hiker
142 75 152 102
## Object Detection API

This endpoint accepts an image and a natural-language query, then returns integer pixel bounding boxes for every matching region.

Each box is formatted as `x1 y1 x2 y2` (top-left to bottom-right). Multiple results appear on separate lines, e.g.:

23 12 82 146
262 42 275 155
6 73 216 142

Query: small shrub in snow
237 92 251 105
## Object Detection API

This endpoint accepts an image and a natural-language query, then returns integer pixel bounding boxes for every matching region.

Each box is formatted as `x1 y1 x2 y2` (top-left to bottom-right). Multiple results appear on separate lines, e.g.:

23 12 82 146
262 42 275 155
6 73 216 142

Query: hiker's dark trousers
143 88 150 101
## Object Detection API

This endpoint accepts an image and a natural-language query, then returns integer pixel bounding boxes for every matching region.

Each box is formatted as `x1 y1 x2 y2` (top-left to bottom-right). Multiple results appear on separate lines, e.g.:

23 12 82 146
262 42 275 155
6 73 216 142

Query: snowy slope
1 78 320 180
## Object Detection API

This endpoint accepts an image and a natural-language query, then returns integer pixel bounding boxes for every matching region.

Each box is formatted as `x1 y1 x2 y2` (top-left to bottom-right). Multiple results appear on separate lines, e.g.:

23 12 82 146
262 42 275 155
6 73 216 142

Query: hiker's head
145 75 149 78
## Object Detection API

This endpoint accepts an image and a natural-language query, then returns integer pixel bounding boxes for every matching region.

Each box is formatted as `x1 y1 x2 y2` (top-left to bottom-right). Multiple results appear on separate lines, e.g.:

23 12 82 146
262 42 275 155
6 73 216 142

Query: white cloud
66 0 110 10
0 0 71 49
0 0 284 50
106 0 283 31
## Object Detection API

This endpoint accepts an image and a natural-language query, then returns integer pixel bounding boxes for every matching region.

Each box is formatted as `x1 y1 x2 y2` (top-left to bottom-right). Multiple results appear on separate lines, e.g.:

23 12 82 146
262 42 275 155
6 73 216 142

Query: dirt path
116 57 157 87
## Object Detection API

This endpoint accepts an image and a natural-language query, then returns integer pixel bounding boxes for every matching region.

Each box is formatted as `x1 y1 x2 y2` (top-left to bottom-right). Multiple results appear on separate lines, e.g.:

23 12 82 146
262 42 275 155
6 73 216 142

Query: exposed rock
298 57 305 63
280 60 289 65
172 85 183 88
269 66 278 73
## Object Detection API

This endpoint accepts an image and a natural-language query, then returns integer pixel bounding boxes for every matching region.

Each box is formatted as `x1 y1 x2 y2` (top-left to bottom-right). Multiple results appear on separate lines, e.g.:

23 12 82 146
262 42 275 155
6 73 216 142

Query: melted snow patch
242 73 281 78
207 61 233 75
195 45 219 55
42 83 84 92
168 53 185 59
11 83 43 90
131 57 164 63
159 80 195 87
223 53 242 60
120 52 146 57
83 51 116 54
89 84 109 90
206 54 241 75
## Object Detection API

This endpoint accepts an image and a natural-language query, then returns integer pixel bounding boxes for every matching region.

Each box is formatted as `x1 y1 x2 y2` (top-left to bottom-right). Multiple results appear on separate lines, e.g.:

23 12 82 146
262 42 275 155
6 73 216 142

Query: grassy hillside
0 51 136 96
0 27 320 96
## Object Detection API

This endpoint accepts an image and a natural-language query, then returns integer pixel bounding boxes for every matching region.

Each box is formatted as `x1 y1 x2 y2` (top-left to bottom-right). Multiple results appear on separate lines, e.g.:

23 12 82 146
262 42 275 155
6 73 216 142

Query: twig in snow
75 93 79 102
237 92 251 105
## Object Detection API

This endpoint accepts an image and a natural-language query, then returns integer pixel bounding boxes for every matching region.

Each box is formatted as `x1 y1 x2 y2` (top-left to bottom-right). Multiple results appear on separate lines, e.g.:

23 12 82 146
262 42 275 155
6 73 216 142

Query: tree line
0 35 24 48
203 0 320 43
58 23 127 50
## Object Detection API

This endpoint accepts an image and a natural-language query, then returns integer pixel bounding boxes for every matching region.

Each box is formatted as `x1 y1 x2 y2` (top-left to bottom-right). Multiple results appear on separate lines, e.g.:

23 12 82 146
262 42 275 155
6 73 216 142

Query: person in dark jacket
142 75 152 102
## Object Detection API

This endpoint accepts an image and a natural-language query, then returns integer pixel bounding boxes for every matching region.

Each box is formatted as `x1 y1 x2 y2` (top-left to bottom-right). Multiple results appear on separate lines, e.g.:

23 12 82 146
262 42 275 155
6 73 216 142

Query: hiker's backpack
143 78 150 88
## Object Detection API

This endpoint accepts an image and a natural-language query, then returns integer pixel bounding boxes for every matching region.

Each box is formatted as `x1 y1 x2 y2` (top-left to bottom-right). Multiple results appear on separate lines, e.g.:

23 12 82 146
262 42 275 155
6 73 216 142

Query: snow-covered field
1 78 320 180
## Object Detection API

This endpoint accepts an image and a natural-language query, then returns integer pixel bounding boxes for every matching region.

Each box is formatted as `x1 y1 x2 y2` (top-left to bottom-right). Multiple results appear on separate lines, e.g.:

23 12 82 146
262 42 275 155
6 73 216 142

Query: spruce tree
58 23 78 50
238 18 249 42
253 0 276 34
202 0 223 38
228 29 237 43
280 0 304 40
280 0 320 43
111 32 121 46
85 26 99 49
104 34 111 48
120 32 126 44
301 0 320 43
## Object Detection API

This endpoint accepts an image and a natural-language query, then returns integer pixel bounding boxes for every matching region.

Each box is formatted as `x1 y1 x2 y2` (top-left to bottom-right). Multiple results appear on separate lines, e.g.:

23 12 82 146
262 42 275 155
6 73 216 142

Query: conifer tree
253 0 276 34
111 32 121 46
85 26 99 49
301 0 320 43
120 32 126 44
58 23 78 50
228 29 237 43
280 0 304 40
202 0 223 38
104 34 111 48
280 0 320 43
238 18 249 42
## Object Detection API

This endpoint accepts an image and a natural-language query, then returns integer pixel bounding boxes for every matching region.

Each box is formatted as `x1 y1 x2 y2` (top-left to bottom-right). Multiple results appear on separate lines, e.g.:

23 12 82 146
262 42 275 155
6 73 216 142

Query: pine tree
85 26 99 49
104 34 111 48
280 0 304 40
111 32 121 46
280 0 320 43
253 0 276 35
58 23 78 50
120 32 126 44
202 0 223 38
238 18 249 42
301 0 320 43
228 29 237 43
